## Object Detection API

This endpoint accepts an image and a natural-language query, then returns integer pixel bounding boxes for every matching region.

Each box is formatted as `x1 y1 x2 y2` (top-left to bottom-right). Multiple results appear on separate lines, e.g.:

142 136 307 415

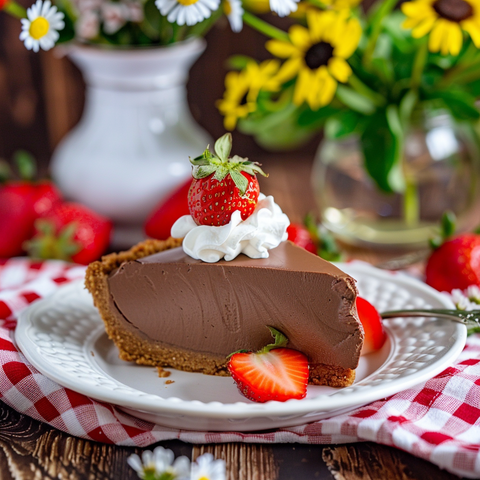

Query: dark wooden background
0 9 321 174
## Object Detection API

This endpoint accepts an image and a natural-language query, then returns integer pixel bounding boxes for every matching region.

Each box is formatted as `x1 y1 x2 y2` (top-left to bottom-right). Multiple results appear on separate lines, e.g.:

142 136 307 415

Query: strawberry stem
258 326 288 354
0 160 12 184
14 150 36 181
25 219 81 261
226 326 289 360
190 134 267 196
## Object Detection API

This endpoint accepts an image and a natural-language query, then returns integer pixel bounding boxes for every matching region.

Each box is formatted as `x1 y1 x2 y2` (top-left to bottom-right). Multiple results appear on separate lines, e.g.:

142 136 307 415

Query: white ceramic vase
51 38 211 248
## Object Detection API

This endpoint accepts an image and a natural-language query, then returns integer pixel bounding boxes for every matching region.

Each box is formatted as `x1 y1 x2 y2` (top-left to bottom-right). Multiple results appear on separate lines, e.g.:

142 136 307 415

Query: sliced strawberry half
227 327 309 403
356 297 387 355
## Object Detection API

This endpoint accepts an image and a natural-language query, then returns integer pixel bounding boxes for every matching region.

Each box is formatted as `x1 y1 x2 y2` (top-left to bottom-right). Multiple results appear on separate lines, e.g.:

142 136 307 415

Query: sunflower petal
327 56 352 82
275 57 303 83
266 39 298 58
334 18 361 58
318 68 337 107
445 22 463 55
411 15 437 37
462 18 480 47
428 19 448 53
293 68 312 106
289 24 311 50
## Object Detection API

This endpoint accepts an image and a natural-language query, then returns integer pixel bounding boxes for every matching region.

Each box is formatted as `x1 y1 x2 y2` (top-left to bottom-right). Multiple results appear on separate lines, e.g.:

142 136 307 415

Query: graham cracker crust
85 239 356 389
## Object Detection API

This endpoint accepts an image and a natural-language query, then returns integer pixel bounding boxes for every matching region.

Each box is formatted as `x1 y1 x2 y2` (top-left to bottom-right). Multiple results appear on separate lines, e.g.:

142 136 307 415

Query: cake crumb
90 351 95 357
165 380 174 385
157 367 171 378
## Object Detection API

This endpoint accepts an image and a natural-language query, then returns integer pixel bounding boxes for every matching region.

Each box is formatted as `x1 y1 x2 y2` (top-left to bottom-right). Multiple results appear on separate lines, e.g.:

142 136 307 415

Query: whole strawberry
145 179 191 240
425 212 480 292
227 327 309 403
188 133 267 227
0 153 62 258
26 202 112 265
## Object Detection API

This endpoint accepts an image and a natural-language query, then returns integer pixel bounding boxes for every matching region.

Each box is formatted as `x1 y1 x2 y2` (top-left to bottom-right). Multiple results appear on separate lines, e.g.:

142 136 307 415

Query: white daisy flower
155 0 220 26
450 289 471 311
467 285 480 304
223 0 243 32
128 446 191 480
269 0 298 17
191 453 226 480
19 0 65 53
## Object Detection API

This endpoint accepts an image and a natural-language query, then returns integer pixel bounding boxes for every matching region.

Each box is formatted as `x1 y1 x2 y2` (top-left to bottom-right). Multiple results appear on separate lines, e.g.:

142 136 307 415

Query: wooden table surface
0 156 465 479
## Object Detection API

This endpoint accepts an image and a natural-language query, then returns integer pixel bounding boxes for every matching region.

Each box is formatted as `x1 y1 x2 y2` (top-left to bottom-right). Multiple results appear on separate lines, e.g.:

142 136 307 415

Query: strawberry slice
356 297 387 355
227 327 309 402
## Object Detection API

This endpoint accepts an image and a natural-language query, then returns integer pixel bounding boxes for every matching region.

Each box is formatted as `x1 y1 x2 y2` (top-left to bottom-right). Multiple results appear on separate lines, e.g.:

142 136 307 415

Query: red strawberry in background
287 224 317 254
356 297 387 355
145 179 191 240
187 133 267 227
227 326 309 403
0 153 62 258
26 202 112 265
425 212 480 292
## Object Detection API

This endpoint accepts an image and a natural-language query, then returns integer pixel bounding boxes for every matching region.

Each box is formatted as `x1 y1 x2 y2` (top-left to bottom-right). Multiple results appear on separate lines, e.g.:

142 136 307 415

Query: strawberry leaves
189 133 267 196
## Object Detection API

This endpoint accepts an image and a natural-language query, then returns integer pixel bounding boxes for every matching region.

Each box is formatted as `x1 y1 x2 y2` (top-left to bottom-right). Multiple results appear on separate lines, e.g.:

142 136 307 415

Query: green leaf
399 89 418 126
325 111 362 139
297 105 339 128
214 133 233 161
431 90 480 121
229 170 248 195
194 165 216 179
385 104 405 192
441 210 456 239
227 55 254 70
361 108 405 193
336 85 376 115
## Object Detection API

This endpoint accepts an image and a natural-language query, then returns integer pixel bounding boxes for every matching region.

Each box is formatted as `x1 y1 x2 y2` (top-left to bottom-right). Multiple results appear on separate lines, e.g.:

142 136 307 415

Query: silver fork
381 309 480 327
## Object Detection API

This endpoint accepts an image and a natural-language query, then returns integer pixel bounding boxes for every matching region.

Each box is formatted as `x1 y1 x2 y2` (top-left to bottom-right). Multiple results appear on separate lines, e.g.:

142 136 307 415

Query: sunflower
266 10 361 110
402 0 480 55
217 60 281 130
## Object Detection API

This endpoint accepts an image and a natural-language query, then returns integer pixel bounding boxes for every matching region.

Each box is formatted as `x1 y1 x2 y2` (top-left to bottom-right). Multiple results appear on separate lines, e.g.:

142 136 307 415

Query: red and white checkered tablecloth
1 258 480 478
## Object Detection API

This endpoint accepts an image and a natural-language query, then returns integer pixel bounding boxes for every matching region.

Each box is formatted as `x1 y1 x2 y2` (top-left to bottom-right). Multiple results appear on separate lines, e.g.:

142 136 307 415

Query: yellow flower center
223 0 232 15
304 41 334 70
433 0 473 22
198 477 210 480
177 0 199 6
29 17 50 40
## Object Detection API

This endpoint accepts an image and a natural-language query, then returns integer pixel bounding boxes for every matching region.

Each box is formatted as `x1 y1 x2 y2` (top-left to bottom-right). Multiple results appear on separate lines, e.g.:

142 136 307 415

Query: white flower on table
155 0 220 26
128 446 191 480
191 453 226 480
19 0 65 52
223 0 243 32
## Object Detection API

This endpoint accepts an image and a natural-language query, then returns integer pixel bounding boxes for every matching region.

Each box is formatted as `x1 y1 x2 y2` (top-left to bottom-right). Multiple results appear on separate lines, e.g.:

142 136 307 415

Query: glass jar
311 112 480 249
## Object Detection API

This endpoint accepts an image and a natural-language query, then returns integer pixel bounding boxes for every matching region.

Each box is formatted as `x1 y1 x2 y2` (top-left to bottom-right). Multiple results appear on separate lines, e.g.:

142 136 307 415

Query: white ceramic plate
15 262 467 432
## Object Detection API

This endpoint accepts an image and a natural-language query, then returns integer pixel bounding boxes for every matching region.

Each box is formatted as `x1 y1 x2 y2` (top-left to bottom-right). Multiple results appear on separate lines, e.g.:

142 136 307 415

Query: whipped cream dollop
171 194 290 263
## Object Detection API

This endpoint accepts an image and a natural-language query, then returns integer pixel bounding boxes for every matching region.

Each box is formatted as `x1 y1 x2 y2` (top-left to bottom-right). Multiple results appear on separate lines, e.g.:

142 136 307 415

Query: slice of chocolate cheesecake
86 239 363 387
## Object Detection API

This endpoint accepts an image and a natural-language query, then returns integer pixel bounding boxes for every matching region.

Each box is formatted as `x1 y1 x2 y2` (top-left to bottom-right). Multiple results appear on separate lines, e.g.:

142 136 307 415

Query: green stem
363 0 397 66
348 73 385 106
243 12 290 42
403 175 419 226
410 40 428 91
3 0 26 18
